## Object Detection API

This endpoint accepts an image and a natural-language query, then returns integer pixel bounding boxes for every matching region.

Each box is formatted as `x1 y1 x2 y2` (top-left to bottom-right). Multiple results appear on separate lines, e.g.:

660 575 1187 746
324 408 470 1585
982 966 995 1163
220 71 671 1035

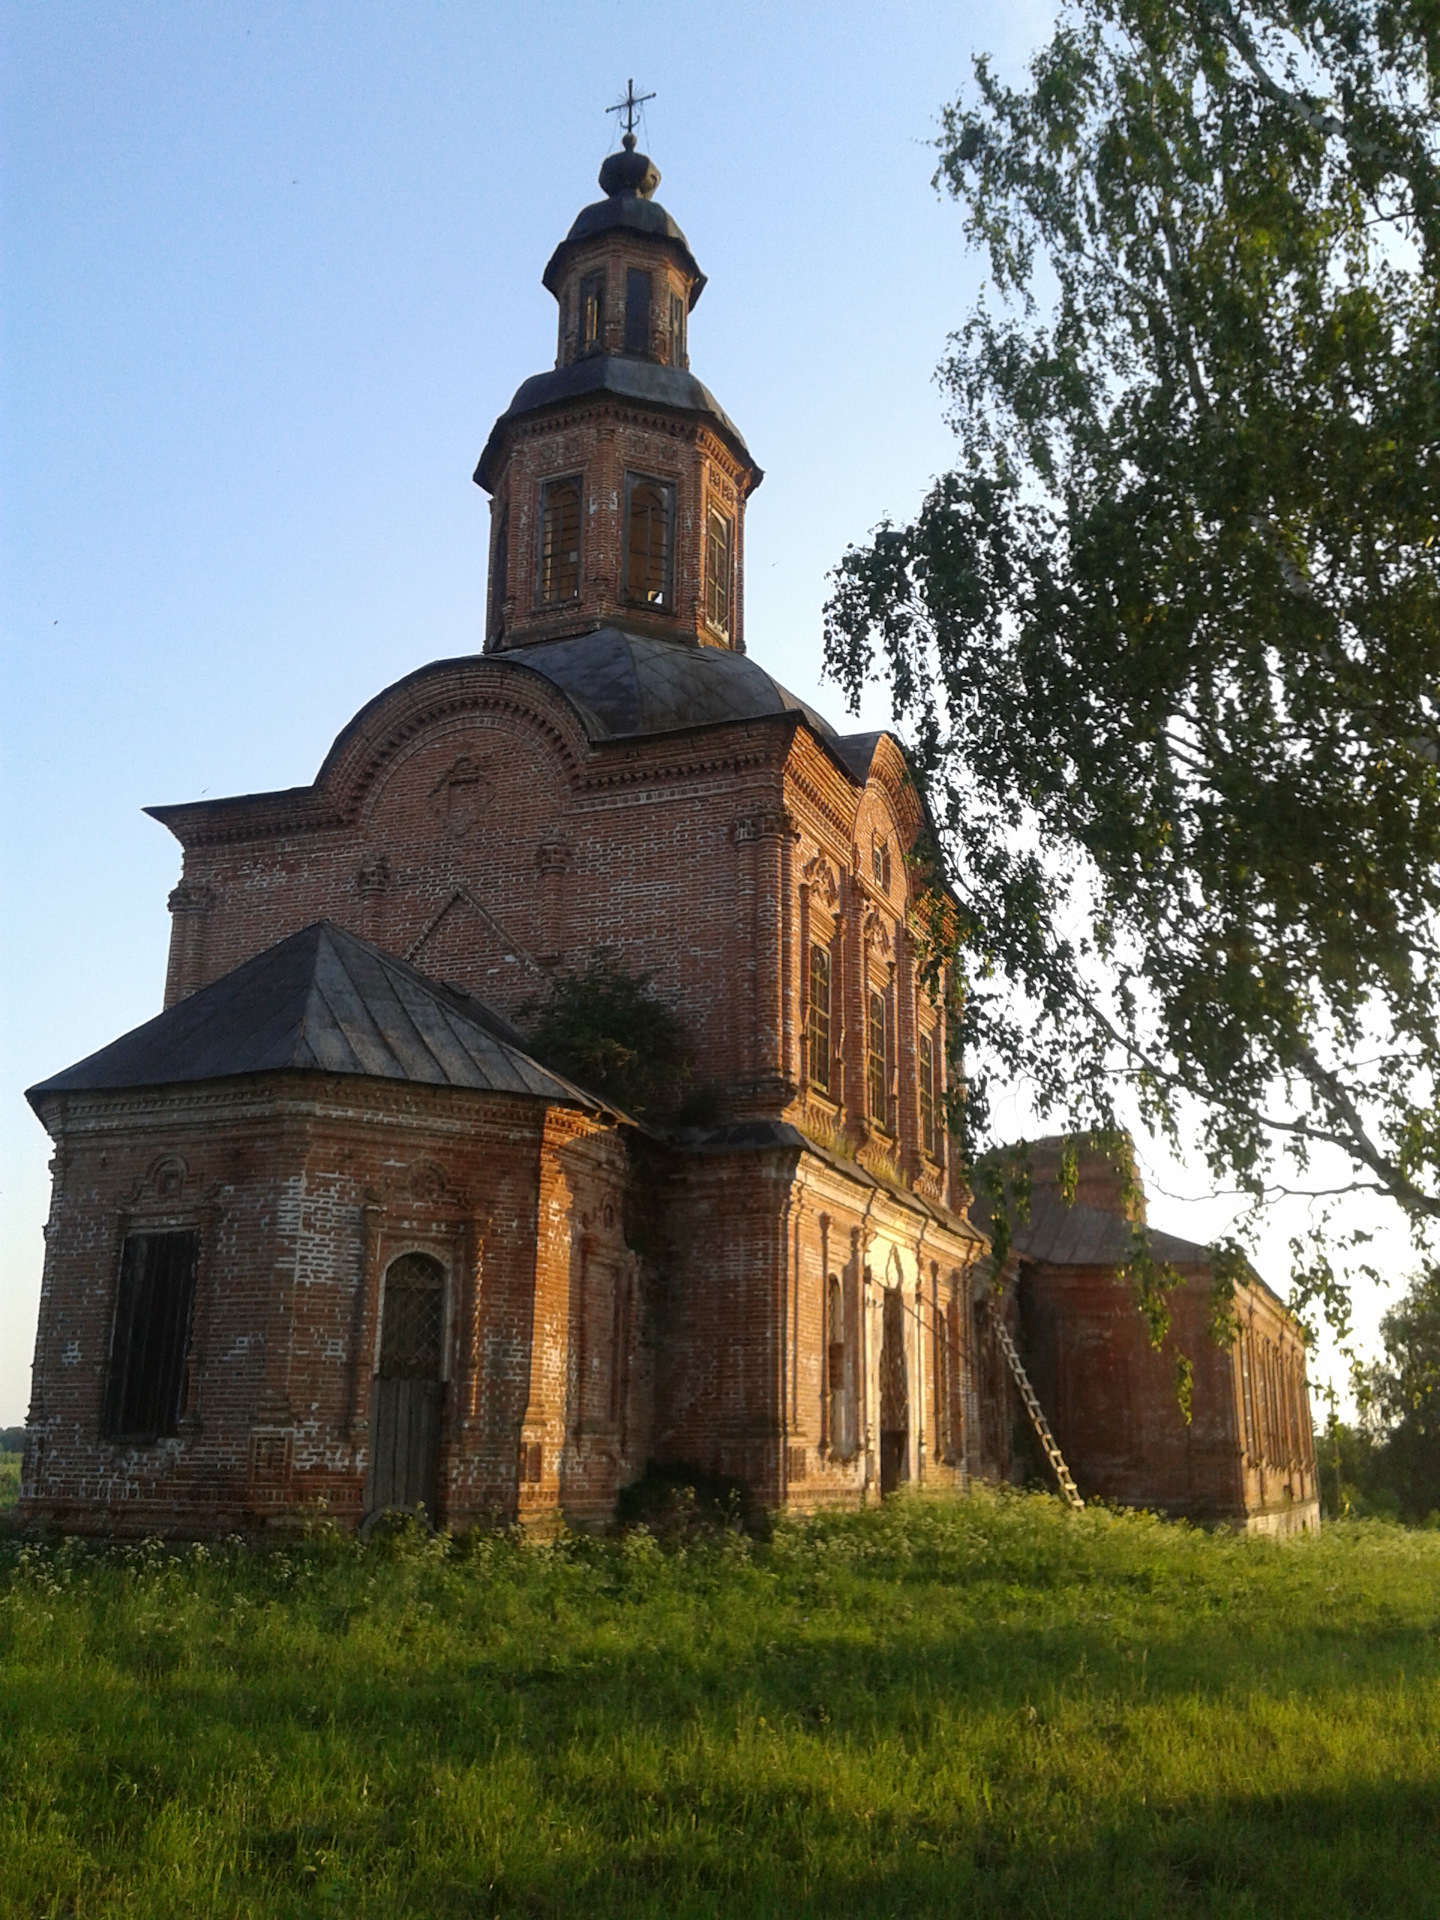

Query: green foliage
824 1 1440 1321
1331 1264 1440 1520
521 950 691 1120
0 1453 19 1513
2 1494 1439 1915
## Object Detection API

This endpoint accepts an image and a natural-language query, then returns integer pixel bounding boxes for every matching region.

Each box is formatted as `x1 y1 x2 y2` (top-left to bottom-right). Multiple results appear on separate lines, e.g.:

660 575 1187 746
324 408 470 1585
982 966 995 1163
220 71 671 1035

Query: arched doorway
880 1285 909 1496
366 1252 446 1521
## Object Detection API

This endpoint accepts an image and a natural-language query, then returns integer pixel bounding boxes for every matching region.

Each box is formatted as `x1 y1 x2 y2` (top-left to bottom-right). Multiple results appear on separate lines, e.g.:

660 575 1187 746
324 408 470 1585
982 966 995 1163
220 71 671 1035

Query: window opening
827 1274 852 1458
624 475 674 607
919 1031 936 1156
807 943 832 1095
624 268 652 355
872 839 891 890
378 1252 445 1379
488 505 508 640
1240 1334 1256 1457
579 271 605 353
539 478 581 602
669 291 686 367
868 988 889 1126
705 505 733 633
102 1230 199 1441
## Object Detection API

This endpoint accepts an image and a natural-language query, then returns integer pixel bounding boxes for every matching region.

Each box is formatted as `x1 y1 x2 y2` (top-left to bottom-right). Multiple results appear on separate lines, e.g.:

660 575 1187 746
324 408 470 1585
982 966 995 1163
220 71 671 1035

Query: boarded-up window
807 943 832 1094
539 478 581 602
868 988 889 1127
624 268 652 354
624 474 674 607
705 506 732 633
102 1230 199 1441
669 292 686 367
579 271 605 353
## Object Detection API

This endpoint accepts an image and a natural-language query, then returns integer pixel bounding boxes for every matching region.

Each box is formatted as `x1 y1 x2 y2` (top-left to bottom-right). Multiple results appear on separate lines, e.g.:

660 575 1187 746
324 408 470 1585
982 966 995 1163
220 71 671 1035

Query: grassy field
2 1492 1438 1919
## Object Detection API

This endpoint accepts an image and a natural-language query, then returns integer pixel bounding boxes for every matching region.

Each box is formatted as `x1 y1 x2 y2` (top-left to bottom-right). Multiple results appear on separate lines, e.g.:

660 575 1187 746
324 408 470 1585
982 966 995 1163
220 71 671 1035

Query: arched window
539 478 581 603
378 1253 445 1380
625 475 674 608
807 943 832 1095
868 988 889 1127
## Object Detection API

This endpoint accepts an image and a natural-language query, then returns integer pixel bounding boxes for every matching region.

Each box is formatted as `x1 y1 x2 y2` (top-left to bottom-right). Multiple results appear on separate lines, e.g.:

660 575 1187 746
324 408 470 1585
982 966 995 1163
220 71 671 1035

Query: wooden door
879 1286 909 1496
366 1253 446 1521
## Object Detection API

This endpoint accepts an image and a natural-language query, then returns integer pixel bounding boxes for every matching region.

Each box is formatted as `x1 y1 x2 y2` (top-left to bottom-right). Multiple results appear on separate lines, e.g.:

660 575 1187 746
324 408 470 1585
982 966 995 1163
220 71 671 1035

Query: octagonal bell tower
475 129 763 655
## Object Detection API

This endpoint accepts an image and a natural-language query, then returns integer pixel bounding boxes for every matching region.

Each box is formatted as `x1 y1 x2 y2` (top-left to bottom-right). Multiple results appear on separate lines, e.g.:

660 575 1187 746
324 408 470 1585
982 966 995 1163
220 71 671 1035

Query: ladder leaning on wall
985 1302 1084 1510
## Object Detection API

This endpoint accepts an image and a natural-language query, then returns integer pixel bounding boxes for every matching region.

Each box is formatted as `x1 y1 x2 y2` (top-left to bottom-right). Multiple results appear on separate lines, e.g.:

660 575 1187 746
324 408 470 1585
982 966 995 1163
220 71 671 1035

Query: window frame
807 941 833 1096
705 502 734 635
668 291 687 368
537 475 583 605
867 986 890 1130
578 270 606 354
102 1228 200 1443
622 471 676 610
919 1029 937 1158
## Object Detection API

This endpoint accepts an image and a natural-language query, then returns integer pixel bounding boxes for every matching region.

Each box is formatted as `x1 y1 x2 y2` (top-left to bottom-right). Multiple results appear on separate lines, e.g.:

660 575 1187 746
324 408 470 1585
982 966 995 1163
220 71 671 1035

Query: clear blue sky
0 0 1398 1427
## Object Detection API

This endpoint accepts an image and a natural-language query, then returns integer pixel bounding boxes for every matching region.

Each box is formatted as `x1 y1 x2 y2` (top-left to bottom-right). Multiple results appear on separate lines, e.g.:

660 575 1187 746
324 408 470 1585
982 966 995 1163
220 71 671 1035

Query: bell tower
475 110 763 655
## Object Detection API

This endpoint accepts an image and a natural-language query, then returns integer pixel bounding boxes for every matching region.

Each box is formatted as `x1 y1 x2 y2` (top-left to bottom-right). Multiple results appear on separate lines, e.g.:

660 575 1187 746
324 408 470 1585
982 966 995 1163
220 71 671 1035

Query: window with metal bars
102 1230 199 1441
624 474 674 607
578 271 605 353
807 943 831 1094
868 987 889 1127
705 505 733 633
669 291 686 367
378 1253 445 1379
539 478 581 602
624 267 652 354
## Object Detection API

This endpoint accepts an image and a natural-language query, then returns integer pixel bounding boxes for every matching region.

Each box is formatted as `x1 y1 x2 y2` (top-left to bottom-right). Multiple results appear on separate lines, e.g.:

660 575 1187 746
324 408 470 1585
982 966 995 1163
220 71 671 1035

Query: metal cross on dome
607 78 655 147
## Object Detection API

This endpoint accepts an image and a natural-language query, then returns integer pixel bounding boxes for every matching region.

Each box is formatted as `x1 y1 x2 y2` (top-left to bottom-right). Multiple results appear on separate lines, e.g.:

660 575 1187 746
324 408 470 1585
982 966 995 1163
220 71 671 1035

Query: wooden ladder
986 1304 1084 1510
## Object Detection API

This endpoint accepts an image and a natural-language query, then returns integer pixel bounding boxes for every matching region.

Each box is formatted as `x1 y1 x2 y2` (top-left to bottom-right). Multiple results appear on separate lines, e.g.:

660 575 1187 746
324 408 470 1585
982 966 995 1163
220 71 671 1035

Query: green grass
2 1493 1438 1919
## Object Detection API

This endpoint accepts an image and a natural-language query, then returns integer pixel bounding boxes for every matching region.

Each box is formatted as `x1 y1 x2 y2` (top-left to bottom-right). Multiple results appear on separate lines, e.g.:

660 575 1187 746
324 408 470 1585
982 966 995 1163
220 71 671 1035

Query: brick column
165 878 214 1006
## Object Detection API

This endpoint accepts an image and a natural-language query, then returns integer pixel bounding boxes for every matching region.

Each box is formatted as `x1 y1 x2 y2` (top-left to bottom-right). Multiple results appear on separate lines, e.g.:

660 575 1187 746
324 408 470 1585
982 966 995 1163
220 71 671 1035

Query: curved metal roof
500 627 838 743
543 193 705 302
474 355 757 492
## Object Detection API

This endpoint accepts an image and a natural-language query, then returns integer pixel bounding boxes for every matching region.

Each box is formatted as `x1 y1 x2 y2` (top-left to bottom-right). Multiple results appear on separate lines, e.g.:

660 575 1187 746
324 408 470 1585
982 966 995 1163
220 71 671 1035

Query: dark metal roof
474 355 755 492
543 193 705 304
1005 1188 1211 1270
26 922 617 1115
500 626 837 742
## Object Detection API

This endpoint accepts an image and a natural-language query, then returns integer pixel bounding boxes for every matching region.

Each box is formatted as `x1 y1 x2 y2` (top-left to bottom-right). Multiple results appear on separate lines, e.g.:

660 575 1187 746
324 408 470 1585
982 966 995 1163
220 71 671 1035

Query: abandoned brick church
22 128 1319 1537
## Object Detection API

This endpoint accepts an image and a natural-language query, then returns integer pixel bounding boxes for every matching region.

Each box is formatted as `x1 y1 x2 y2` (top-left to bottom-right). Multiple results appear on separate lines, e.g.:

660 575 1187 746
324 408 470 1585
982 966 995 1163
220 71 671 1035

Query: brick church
21 126 1319 1537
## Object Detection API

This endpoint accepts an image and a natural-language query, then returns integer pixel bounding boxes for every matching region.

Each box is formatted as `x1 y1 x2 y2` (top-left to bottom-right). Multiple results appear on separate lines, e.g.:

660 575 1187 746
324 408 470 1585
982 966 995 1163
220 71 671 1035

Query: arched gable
316 655 592 826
